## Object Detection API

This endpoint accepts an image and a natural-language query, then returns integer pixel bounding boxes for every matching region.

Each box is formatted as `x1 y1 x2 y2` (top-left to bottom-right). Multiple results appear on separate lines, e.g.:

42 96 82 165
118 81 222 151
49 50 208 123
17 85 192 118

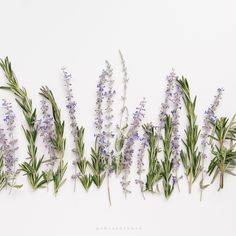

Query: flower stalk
200 88 223 200
62 69 92 192
145 71 176 193
121 98 146 198
114 50 129 175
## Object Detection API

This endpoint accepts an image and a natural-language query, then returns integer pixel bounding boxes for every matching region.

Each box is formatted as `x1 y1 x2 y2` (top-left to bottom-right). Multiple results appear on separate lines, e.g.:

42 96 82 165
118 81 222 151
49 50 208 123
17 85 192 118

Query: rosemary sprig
143 123 161 193
74 127 92 191
0 57 47 189
0 153 8 189
88 143 106 188
161 115 174 198
39 86 67 194
177 77 201 193
208 115 236 190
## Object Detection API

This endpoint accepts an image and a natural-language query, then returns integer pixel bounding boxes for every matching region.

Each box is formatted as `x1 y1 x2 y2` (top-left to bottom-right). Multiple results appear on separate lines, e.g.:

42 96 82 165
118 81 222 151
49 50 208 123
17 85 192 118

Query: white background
0 0 236 236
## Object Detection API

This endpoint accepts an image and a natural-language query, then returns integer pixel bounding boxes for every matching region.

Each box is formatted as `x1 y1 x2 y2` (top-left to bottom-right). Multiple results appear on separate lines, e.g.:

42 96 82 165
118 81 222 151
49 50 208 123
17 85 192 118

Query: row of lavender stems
0 53 224 202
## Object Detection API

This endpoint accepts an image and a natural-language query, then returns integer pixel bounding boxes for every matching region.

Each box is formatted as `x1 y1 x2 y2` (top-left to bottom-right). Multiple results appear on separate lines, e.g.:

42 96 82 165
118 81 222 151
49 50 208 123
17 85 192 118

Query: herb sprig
62 69 92 191
208 116 236 190
177 77 201 193
161 115 174 198
114 51 129 175
74 127 92 191
143 123 161 193
0 57 47 189
39 86 67 194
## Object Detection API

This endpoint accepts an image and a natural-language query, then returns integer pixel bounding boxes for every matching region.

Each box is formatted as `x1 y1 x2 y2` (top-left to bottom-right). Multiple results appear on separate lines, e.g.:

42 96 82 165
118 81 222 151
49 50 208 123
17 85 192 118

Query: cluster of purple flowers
37 99 56 167
201 88 224 149
62 68 77 143
94 68 107 152
103 61 115 163
62 68 81 181
0 99 19 185
200 88 224 200
157 70 176 139
170 81 182 184
121 98 146 195
94 61 116 161
135 130 148 190
155 70 181 187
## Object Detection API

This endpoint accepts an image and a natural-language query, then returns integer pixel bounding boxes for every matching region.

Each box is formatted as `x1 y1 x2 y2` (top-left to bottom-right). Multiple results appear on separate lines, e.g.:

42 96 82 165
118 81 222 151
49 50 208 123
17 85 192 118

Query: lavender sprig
62 68 92 191
121 98 146 197
88 68 107 188
135 130 148 199
156 71 175 139
200 88 223 200
37 99 56 186
0 57 46 189
145 71 176 193
0 100 21 191
114 51 129 175
39 86 67 194
103 61 115 205
2 99 21 191
170 82 182 191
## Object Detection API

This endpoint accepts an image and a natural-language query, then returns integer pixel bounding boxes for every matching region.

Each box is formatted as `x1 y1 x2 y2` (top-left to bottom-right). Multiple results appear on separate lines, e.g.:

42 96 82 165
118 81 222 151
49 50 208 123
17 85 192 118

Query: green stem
220 171 224 189
188 172 193 194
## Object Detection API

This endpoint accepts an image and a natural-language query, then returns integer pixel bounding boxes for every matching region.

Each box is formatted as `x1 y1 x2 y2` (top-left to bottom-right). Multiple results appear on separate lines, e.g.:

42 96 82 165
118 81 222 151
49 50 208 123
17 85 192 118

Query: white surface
0 0 236 236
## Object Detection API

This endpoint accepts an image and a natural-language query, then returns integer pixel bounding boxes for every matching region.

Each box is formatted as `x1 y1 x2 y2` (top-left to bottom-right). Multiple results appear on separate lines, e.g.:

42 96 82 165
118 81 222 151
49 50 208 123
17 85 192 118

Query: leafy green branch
39 86 67 194
74 126 92 191
143 123 161 193
88 143 106 188
177 77 201 193
161 115 174 198
208 116 236 190
0 57 46 189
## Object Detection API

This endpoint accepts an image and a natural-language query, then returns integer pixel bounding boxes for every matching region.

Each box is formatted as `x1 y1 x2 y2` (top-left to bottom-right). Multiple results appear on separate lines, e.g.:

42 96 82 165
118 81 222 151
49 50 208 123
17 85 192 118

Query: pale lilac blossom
170 82 182 183
0 99 19 186
37 99 56 166
121 98 146 195
157 70 177 139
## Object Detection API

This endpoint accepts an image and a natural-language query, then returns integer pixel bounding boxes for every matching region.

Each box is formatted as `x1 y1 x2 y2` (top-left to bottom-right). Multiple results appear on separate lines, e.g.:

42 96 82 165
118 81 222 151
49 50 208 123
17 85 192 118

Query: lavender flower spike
121 98 146 197
135 130 148 199
62 68 79 182
37 99 56 168
94 69 106 152
1 99 20 191
103 61 115 205
103 61 115 162
62 68 92 191
170 81 182 191
200 88 223 200
157 70 176 140
62 68 77 142
201 88 224 148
